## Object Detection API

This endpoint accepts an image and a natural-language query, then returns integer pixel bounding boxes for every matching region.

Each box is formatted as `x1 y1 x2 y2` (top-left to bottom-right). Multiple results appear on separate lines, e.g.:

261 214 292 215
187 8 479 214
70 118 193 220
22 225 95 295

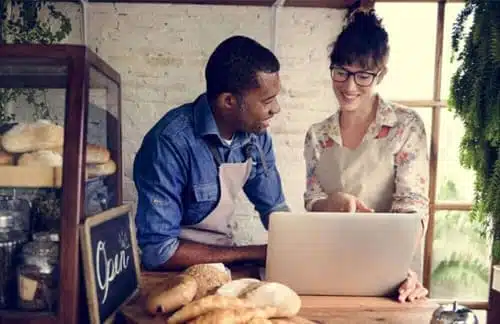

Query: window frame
381 0 489 309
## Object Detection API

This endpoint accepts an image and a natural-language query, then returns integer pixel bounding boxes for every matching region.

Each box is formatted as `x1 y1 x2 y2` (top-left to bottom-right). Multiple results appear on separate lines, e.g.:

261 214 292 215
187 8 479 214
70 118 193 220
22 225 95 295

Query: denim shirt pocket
193 183 219 202
185 182 220 225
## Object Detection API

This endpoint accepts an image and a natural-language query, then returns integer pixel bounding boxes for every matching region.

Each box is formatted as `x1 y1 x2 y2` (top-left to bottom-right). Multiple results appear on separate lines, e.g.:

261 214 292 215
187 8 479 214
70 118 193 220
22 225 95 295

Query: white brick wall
59 3 345 244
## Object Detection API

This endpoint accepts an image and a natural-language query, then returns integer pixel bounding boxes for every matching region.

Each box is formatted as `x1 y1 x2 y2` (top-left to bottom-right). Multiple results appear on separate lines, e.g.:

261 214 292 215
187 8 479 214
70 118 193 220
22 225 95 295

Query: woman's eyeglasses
330 66 379 87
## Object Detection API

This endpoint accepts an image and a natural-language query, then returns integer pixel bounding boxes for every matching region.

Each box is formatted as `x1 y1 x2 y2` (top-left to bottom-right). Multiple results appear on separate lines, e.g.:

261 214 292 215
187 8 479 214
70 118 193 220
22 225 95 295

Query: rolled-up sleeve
133 135 186 270
303 127 328 211
244 133 289 229
391 112 430 233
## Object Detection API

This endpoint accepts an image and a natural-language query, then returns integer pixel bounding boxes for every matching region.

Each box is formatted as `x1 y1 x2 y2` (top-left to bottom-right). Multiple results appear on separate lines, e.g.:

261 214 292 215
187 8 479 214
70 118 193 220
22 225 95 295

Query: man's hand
313 192 374 212
398 269 428 302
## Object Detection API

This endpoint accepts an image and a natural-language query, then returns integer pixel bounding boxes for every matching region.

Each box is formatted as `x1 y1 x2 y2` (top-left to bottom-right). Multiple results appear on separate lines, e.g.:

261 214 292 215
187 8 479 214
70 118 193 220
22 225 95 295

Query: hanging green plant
0 0 72 124
449 0 500 263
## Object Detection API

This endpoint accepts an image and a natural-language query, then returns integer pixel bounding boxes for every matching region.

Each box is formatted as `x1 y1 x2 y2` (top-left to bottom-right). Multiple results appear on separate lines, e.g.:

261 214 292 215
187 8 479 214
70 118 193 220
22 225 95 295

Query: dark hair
329 9 389 70
205 35 280 103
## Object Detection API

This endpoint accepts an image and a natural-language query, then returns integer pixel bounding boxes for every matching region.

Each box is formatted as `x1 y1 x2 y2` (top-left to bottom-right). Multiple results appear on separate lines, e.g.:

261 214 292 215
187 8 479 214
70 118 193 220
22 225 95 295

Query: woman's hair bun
345 7 383 30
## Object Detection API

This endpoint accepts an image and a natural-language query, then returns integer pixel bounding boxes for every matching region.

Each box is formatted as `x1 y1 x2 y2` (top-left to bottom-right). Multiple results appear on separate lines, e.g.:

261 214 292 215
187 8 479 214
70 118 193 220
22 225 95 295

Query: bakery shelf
0 166 63 188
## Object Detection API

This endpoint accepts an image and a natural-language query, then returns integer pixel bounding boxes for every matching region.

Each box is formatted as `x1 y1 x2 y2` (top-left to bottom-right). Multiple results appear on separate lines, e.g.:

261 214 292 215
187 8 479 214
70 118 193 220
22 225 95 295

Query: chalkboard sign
80 204 141 324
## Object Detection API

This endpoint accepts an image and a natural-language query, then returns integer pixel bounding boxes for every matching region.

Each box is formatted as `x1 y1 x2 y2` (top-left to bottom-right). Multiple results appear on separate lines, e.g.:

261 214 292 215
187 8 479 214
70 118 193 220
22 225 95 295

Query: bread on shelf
17 150 63 167
1 120 64 153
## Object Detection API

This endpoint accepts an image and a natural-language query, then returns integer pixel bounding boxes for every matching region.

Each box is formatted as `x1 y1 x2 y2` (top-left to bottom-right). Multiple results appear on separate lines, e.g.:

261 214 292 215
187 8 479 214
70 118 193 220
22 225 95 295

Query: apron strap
206 140 223 166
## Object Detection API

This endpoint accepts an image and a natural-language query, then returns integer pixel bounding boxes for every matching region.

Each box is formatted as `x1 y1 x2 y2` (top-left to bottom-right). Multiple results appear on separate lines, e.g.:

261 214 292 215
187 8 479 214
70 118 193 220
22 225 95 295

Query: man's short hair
205 35 280 103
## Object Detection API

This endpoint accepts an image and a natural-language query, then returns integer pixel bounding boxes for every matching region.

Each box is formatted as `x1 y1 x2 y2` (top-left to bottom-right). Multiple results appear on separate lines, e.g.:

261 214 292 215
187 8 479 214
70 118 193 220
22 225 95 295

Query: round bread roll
1 120 64 153
17 150 63 167
145 274 197 315
182 263 231 300
0 149 14 165
242 282 302 318
86 160 116 178
215 278 261 298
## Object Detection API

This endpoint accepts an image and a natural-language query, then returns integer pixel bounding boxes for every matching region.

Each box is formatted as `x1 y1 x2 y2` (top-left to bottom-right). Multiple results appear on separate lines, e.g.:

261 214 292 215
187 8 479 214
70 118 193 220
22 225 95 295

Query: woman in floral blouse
303 9 430 302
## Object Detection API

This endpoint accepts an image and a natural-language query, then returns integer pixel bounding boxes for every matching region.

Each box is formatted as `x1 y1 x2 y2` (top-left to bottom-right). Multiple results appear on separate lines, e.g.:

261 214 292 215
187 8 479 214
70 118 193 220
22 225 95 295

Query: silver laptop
265 211 421 296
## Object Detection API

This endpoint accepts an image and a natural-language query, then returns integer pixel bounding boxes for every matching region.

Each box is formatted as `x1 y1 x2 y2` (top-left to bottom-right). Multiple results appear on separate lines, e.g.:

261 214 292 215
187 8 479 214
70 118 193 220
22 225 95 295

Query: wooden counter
120 269 439 324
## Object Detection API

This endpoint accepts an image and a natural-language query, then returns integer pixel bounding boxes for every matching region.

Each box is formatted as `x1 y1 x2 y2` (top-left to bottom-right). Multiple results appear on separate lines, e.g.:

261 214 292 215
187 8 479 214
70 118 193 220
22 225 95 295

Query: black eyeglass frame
329 65 380 87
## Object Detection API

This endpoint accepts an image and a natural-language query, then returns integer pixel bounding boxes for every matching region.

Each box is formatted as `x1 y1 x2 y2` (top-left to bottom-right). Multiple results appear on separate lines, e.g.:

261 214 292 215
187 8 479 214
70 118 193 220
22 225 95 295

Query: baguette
145 274 197 315
1 120 64 153
187 306 276 324
167 295 253 324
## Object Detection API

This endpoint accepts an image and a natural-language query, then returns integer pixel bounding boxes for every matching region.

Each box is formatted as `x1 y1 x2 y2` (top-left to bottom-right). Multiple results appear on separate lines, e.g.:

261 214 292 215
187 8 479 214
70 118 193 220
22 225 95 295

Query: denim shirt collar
193 93 251 146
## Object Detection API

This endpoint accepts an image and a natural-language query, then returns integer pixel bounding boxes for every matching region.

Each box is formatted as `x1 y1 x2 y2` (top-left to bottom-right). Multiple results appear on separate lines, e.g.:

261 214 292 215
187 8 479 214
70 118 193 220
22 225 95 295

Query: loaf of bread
0 136 14 165
167 295 253 324
241 282 301 318
1 120 64 153
17 150 63 167
51 143 110 164
86 160 116 178
216 278 262 298
183 263 232 300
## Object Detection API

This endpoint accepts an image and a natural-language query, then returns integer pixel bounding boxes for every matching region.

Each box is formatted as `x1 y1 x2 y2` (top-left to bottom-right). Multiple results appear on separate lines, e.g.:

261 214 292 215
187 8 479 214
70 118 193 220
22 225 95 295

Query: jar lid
0 212 14 228
33 231 60 242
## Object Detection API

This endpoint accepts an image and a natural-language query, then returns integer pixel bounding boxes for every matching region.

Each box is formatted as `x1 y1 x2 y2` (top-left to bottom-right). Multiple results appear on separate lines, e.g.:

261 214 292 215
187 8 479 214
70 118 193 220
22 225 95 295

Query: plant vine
0 0 72 124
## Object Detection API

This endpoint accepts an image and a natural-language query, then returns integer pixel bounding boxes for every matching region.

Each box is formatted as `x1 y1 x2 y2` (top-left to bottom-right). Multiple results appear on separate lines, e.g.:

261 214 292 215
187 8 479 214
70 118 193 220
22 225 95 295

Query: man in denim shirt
134 36 289 271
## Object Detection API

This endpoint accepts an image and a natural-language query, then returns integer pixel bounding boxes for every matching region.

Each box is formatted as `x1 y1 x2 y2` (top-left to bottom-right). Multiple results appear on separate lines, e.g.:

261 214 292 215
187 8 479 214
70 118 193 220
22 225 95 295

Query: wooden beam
391 100 447 108
423 0 445 292
51 0 464 6
284 0 356 8
434 201 472 211
85 0 275 5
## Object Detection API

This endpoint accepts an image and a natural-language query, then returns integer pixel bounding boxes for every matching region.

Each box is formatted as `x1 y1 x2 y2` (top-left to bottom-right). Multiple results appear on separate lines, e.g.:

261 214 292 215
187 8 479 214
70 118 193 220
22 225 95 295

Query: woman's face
331 63 382 113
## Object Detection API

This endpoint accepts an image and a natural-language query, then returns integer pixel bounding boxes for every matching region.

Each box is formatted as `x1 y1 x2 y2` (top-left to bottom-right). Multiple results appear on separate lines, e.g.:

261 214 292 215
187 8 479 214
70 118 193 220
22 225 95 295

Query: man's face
236 71 281 134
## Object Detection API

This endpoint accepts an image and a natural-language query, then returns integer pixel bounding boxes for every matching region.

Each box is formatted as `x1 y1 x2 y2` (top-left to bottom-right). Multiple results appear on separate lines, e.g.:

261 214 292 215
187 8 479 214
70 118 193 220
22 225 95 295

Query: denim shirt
133 94 289 269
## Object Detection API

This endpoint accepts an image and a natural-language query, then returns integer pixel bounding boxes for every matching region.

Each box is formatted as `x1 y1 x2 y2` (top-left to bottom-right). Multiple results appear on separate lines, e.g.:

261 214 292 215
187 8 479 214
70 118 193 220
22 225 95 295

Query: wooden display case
0 45 123 324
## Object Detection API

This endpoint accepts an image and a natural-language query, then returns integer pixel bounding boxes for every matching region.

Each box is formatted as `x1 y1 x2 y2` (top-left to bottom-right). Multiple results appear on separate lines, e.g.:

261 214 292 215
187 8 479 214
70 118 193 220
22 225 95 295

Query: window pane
441 3 468 101
431 210 492 300
437 108 476 202
375 3 437 100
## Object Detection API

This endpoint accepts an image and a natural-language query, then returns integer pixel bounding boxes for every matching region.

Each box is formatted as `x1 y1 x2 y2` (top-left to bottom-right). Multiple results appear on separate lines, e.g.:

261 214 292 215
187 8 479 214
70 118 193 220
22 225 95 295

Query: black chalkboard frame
80 204 141 324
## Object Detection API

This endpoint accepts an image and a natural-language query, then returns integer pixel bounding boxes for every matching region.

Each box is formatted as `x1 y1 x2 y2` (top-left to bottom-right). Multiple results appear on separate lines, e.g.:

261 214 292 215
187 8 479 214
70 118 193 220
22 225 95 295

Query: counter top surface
120 268 439 324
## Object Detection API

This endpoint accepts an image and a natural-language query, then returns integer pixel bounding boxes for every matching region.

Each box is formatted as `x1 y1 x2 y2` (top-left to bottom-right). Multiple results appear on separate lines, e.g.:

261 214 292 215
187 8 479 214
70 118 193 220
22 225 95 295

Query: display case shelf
0 44 123 324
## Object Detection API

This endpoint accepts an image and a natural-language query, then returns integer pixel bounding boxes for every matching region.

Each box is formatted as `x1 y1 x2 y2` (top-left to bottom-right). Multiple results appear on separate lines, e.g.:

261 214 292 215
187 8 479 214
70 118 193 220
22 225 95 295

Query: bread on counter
1 120 64 153
142 262 306 324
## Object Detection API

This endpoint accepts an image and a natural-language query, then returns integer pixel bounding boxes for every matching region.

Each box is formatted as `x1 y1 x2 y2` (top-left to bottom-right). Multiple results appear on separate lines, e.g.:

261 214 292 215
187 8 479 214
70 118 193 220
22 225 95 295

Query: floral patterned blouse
303 95 430 230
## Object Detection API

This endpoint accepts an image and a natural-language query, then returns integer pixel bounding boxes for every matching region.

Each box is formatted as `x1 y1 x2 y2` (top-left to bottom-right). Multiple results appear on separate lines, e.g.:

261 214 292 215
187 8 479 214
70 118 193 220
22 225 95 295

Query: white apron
179 142 252 246
315 137 423 278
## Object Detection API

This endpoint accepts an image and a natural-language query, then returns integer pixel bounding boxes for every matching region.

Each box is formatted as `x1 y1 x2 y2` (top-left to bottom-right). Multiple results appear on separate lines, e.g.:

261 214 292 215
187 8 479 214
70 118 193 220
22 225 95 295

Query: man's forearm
158 240 266 270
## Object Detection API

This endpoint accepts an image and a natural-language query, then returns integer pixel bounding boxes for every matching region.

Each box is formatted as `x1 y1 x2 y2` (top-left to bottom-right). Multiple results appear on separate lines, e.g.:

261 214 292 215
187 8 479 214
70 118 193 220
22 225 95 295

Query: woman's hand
313 192 374 212
398 270 428 302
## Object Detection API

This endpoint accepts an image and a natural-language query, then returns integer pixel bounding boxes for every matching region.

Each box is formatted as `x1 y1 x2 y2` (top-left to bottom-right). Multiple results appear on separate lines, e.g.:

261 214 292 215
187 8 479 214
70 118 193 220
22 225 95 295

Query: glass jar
0 211 28 309
17 240 59 311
